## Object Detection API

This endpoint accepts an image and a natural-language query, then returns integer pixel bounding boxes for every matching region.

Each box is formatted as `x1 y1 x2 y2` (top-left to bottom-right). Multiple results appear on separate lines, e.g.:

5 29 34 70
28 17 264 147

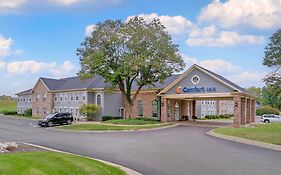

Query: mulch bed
0 142 45 154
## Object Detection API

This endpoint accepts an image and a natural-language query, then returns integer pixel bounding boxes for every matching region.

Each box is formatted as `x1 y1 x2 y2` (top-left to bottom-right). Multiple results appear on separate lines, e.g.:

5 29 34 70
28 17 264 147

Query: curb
0 114 39 121
47 124 177 133
20 142 142 175
207 130 281 152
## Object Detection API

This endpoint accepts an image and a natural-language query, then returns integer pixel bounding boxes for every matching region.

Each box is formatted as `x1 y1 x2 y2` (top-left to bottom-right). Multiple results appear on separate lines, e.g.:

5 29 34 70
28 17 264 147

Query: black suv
38 113 73 127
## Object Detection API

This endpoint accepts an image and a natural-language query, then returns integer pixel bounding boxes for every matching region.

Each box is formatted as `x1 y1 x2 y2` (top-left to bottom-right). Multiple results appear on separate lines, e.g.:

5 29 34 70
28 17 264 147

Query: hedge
102 116 122 121
2 110 17 115
256 106 280 116
204 114 233 119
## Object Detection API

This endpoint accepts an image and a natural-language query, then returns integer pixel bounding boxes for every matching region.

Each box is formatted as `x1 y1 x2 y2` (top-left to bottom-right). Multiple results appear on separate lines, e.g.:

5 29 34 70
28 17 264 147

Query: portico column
241 98 246 125
192 100 196 116
251 99 256 123
246 99 251 124
161 97 167 122
233 95 242 128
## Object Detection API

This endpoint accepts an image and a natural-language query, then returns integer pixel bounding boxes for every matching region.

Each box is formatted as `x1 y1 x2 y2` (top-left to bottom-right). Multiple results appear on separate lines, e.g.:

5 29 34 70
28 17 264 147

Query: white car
260 114 281 123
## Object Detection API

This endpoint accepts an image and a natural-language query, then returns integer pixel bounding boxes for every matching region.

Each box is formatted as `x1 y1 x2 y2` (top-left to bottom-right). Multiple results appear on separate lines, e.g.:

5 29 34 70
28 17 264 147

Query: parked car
260 114 281 123
38 113 73 127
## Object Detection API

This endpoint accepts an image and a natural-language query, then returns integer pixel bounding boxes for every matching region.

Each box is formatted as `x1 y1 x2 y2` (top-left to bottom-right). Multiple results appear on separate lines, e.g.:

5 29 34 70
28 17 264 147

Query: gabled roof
37 74 182 92
196 64 250 94
15 89 33 95
159 64 250 95
40 76 112 91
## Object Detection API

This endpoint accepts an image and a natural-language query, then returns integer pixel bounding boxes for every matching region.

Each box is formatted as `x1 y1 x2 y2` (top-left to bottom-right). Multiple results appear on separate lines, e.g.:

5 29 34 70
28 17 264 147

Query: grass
0 100 16 114
213 123 281 145
104 118 160 125
59 123 171 131
0 151 126 175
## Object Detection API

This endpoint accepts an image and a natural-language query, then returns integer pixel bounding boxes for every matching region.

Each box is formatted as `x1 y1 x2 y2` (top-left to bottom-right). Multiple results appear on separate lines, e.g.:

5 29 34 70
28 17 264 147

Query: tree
263 29 281 110
261 86 281 110
79 104 101 121
246 86 262 104
77 17 184 118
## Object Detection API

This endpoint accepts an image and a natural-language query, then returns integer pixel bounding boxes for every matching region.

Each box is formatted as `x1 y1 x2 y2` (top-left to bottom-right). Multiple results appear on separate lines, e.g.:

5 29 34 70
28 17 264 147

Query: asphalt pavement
0 115 281 175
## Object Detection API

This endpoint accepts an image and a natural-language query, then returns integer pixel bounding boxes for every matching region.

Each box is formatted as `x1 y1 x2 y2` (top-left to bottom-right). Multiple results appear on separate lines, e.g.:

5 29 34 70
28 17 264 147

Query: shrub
23 108 32 117
102 116 122 121
79 104 101 121
135 117 158 121
204 114 233 119
2 110 17 115
256 106 280 116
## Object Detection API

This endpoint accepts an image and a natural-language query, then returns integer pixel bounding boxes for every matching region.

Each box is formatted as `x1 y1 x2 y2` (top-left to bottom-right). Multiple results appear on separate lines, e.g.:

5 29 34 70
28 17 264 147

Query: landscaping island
0 142 126 175
213 123 281 145
58 118 172 131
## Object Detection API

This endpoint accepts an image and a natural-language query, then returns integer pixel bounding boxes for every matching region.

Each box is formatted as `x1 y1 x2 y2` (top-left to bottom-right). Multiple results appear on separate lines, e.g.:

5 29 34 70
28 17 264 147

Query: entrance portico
158 64 256 128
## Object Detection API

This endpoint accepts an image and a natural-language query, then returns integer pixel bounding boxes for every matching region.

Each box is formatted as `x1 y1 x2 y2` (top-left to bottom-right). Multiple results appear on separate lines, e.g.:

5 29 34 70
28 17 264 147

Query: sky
0 0 281 96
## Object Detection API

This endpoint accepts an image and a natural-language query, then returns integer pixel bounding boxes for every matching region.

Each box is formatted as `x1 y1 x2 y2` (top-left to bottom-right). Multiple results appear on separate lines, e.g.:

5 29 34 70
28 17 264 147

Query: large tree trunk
123 96 133 119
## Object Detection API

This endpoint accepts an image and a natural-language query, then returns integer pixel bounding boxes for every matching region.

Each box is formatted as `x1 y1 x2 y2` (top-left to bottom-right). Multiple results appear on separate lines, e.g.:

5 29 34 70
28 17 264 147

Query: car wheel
66 119 72 125
47 121 53 127
264 120 270 123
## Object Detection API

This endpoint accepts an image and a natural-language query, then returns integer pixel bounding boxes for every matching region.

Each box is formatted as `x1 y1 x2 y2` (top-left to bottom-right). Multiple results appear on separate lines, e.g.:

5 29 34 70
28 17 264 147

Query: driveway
0 115 281 175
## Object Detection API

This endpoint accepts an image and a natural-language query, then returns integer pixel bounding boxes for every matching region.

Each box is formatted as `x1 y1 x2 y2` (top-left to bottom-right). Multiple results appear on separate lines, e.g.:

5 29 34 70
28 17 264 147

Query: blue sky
0 0 280 96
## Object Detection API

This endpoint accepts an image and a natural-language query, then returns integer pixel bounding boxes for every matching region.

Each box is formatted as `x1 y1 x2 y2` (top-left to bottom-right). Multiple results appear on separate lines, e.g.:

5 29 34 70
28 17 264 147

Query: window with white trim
96 93 101 106
137 100 143 117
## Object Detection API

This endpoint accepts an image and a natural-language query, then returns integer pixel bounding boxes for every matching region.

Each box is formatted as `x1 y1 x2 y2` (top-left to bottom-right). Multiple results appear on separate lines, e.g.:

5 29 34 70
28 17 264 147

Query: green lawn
213 123 281 145
59 123 171 131
0 152 126 175
104 118 160 125
0 100 16 113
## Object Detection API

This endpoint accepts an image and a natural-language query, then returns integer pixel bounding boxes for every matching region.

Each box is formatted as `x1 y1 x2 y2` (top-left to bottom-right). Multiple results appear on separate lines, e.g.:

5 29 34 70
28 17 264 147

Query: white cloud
228 71 266 87
85 24 96 37
6 60 76 77
0 0 26 9
0 34 13 57
0 61 6 70
181 54 265 87
186 31 264 47
49 0 81 6
127 13 195 35
49 61 75 77
7 60 57 74
198 0 281 30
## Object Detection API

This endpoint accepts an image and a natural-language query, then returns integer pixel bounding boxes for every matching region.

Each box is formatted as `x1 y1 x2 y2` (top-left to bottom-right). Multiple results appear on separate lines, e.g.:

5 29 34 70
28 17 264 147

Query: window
137 100 143 117
70 93 74 101
36 106 40 114
53 108 57 113
36 94 40 101
152 99 158 118
96 93 101 105
43 93 47 101
75 108 79 117
70 108 73 115
191 75 200 84
83 95 86 101
43 107 47 115
59 107 63 113
167 100 171 117
54 96 57 101
60 94 63 101
64 93 67 101
76 93 79 101
64 107 67 112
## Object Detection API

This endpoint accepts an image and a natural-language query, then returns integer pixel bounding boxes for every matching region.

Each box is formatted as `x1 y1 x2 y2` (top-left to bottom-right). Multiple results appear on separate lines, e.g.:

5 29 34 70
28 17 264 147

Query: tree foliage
79 104 101 121
77 17 185 117
246 86 262 104
263 29 281 110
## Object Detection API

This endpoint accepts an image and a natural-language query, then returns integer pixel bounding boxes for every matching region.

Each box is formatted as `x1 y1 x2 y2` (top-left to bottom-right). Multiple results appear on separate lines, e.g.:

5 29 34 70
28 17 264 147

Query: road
0 115 281 175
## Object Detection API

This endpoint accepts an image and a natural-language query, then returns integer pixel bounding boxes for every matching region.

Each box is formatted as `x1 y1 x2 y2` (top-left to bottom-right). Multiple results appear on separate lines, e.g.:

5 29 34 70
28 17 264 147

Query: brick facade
32 80 53 118
129 92 158 118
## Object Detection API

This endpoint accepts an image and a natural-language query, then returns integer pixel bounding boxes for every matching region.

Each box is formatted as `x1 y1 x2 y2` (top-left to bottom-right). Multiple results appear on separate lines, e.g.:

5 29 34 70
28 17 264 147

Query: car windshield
45 114 56 119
